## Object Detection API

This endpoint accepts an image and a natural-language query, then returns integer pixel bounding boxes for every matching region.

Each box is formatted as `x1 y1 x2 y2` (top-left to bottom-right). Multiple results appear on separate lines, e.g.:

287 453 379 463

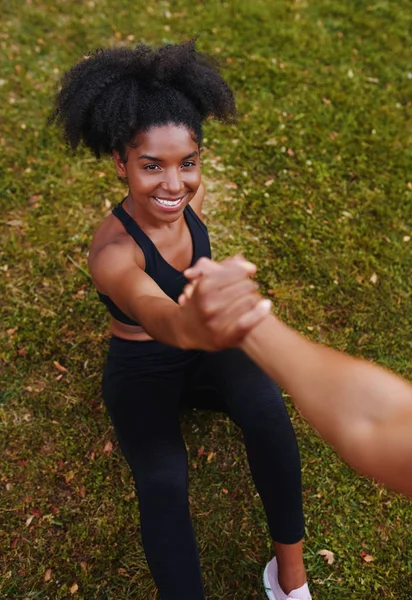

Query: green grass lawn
1 0 411 598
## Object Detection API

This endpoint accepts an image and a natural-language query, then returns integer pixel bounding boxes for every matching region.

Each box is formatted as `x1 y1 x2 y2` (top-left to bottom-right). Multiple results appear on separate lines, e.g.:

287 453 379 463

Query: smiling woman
51 40 312 600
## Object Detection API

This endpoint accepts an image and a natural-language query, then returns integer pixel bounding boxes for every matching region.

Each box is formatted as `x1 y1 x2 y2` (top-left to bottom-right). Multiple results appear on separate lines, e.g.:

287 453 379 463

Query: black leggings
102 336 304 600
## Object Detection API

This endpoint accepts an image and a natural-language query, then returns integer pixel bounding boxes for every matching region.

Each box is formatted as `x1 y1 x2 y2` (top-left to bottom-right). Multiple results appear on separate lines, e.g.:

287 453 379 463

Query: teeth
155 197 182 207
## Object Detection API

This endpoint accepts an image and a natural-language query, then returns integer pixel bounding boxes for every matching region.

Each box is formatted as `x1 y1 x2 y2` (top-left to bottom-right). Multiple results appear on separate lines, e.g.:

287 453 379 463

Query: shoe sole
263 563 276 600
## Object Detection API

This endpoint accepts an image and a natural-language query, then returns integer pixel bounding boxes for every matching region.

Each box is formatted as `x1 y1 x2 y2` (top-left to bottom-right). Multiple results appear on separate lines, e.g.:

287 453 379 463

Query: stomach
110 317 154 341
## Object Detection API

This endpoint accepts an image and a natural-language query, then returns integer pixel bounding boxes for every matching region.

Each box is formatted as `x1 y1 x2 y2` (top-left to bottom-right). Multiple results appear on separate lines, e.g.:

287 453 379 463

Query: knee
135 454 189 505
231 390 291 433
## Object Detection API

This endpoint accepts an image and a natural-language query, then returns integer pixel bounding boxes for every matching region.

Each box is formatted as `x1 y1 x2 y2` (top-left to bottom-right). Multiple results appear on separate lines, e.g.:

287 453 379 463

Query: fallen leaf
207 451 215 462
27 194 42 207
197 446 205 458
7 219 23 227
53 361 68 373
322 97 332 105
264 179 274 187
44 569 52 582
287 148 295 157
65 471 75 484
25 515 35 526
370 273 378 284
17 347 26 356
361 552 374 563
7 328 18 335
318 549 335 564
70 583 79 594
103 441 113 456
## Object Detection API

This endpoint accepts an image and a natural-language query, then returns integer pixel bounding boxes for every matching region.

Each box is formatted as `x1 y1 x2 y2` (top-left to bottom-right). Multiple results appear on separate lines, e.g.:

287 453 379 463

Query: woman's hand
177 257 272 350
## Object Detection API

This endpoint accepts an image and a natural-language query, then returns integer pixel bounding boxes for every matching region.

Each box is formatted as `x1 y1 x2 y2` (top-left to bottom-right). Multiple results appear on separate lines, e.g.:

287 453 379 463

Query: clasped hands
178 256 271 350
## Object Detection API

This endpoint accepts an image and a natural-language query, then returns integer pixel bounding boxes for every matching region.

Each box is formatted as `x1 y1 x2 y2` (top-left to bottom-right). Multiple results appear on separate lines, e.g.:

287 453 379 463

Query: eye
144 164 160 171
182 161 196 168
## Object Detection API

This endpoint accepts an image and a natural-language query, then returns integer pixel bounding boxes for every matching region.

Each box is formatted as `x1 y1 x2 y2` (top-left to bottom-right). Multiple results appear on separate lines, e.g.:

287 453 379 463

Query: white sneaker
263 557 312 600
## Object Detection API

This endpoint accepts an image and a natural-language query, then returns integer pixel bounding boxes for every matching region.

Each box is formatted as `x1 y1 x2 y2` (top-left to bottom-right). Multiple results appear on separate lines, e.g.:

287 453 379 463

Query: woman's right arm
90 244 269 350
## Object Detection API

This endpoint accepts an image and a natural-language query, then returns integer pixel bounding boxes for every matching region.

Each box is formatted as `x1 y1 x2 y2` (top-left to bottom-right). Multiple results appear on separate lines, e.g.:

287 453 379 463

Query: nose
162 168 184 195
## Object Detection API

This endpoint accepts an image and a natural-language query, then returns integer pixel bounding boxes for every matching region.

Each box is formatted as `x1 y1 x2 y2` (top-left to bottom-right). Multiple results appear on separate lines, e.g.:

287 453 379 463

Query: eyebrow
138 151 199 161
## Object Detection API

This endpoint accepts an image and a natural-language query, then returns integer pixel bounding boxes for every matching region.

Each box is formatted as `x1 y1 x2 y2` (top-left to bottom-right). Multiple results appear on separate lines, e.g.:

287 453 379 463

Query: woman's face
114 124 201 222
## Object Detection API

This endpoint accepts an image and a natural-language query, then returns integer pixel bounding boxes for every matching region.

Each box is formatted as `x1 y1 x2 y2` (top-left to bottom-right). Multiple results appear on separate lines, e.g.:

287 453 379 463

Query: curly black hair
51 40 236 161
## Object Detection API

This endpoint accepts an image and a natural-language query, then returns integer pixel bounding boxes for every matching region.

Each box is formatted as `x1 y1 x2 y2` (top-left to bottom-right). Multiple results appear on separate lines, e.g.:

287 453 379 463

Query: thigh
187 348 287 427
182 350 227 412
102 338 195 468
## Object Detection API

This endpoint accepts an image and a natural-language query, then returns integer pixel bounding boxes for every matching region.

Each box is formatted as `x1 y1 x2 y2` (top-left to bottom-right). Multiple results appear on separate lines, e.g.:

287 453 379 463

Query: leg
190 349 308 596
103 339 205 600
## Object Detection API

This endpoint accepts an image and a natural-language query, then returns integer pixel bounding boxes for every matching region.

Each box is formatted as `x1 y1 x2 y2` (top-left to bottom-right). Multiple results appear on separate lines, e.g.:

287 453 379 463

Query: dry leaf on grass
361 552 374 563
103 441 113 456
318 549 335 564
53 361 68 373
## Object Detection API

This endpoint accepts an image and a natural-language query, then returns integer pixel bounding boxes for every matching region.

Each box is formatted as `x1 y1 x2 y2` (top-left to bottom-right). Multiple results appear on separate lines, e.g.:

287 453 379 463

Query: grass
1 0 411 598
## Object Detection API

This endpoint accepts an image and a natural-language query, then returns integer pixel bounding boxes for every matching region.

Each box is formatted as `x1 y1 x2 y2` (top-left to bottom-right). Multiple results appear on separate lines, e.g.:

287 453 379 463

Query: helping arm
241 315 412 495
182 257 412 495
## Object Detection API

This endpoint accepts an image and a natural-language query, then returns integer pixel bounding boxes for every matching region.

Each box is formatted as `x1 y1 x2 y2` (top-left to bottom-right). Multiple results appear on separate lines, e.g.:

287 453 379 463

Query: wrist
174 304 197 350
240 313 274 352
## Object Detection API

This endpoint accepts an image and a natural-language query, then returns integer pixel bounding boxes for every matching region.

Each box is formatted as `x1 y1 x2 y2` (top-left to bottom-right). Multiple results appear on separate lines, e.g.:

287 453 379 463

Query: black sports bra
98 201 212 326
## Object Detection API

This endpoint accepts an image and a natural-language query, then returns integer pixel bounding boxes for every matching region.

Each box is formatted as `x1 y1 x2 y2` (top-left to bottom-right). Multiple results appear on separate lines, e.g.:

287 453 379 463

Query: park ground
1 0 411 598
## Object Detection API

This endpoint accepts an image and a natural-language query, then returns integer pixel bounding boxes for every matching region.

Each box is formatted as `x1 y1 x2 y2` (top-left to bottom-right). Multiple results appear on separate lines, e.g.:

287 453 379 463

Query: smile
154 196 185 208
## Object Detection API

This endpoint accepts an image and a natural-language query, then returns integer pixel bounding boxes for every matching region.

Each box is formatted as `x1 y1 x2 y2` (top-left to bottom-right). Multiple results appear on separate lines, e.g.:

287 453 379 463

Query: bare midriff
110 317 154 341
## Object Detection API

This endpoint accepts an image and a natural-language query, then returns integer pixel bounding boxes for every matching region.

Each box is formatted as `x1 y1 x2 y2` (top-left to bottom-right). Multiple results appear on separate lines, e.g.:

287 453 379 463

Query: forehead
132 124 198 156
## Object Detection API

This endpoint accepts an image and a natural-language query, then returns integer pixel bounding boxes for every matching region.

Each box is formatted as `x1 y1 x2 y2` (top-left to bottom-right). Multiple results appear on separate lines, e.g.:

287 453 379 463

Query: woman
52 41 311 600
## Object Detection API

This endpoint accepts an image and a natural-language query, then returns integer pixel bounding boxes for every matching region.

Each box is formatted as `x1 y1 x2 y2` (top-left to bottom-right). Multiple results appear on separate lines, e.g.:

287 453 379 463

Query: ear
113 150 127 179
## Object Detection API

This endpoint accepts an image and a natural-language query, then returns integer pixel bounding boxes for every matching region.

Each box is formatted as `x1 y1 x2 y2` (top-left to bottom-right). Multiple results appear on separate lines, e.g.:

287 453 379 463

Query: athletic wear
98 204 305 600
98 200 211 326
103 336 305 600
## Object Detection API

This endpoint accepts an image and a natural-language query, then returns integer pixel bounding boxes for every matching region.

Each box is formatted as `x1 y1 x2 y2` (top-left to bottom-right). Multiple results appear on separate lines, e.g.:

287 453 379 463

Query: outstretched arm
182 258 412 496
242 314 412 496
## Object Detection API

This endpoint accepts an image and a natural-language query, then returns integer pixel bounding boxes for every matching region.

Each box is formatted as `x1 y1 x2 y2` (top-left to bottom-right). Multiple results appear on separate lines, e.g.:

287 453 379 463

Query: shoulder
189 180 206 219
88 213 145 289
